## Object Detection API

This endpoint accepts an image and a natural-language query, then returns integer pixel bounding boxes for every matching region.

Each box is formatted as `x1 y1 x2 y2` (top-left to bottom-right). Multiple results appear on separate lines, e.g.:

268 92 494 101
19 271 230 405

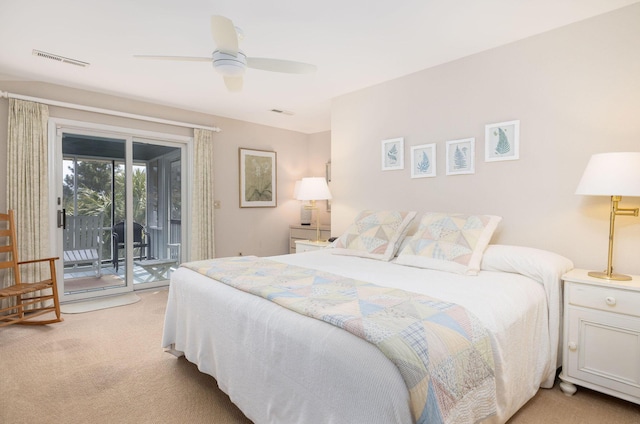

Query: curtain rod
0 90 221 133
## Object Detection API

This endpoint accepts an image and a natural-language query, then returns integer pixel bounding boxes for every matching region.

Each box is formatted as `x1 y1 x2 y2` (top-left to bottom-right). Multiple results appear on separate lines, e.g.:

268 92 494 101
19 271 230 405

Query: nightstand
295 240 331 253
559 268 640 405
289 225 331 253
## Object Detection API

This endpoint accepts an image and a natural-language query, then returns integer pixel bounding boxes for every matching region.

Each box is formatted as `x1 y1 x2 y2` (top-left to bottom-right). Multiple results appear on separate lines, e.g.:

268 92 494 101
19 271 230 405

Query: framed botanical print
239 148 277 207
381 137 404 171
485 120 520 162
410 143 437 178
446 137 475 175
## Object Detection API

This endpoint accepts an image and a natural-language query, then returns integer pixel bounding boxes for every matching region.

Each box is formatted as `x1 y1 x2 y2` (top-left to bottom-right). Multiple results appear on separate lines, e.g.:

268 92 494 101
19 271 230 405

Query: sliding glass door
59 133 129 300
51 121 187 302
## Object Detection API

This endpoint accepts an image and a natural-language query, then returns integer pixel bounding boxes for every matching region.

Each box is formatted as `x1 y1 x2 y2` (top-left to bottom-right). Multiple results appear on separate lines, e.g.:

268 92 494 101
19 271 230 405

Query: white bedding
162 246 572 424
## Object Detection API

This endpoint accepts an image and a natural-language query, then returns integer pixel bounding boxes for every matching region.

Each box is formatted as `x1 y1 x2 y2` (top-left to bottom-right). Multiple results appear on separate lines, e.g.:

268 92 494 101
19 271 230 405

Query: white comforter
162 246 573 424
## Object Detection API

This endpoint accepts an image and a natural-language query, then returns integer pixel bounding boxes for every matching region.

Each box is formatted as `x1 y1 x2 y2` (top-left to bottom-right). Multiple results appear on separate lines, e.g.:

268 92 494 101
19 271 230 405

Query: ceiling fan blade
246 57 317 74
211 15 239 55
134 55 211 62
224 76 243 92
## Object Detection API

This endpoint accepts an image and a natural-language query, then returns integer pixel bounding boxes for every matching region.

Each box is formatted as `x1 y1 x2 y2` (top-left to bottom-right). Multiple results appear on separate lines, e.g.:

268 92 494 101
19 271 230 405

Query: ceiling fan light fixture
135 16 317 93
212 50 246 77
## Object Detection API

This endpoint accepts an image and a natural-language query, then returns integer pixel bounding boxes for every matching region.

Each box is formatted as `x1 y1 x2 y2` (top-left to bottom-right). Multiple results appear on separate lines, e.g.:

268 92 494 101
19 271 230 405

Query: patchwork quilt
184 256 496 424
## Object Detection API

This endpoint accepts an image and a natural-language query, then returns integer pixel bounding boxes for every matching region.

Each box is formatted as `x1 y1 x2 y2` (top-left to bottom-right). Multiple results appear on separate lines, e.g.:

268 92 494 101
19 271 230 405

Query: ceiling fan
135 15 317 92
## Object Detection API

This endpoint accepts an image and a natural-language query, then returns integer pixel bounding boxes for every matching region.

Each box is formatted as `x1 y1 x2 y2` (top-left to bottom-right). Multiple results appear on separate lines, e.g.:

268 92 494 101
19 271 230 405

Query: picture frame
410 143 437 178
446 137 475 175
381 137 404 171
485 120 520 162
239 148 277 208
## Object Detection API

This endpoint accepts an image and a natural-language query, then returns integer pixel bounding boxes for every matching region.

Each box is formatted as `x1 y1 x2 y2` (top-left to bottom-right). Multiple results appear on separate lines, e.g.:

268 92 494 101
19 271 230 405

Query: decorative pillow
332 210 417 261
395 212 502 275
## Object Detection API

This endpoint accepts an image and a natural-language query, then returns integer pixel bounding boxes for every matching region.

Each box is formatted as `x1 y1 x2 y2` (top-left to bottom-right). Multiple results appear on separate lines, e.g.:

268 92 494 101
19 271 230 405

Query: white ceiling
0 0 637 134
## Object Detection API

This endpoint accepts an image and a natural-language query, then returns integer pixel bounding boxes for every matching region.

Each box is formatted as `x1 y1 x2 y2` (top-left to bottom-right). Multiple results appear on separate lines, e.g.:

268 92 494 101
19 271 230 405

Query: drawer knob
605 296 616 306
568 342 577 351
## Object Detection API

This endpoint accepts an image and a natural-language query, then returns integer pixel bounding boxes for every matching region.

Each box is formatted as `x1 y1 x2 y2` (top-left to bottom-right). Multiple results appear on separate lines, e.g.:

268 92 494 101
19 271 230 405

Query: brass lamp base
587 195 638 283
304 200 322 242
588 270 632 281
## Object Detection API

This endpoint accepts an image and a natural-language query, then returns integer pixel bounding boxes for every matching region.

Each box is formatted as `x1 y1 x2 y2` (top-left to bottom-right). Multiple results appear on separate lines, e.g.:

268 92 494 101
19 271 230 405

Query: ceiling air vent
270 109 294 116
32 49 89 67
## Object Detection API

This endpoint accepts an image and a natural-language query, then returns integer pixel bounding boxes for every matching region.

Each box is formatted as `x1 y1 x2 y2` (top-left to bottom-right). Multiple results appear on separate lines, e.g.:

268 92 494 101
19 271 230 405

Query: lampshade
575 152 640 196
296 177 332 201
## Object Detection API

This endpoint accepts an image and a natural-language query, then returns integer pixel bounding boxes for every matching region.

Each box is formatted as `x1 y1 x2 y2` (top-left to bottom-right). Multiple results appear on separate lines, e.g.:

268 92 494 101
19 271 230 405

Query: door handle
57 209 66 229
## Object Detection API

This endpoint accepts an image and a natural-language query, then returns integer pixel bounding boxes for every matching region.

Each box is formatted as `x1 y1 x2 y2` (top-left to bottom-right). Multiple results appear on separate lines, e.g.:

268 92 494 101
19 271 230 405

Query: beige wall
331 4 640 274
0 81 329 258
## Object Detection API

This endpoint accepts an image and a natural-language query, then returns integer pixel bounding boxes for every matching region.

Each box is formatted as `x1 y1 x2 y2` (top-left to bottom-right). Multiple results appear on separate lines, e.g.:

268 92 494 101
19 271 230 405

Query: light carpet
63 274 123 292
60 292 140 313
0 289 638 424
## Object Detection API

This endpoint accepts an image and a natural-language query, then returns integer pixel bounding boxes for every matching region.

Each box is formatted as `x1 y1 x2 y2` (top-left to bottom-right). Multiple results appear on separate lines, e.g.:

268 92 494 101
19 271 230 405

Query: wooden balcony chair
0 210 62 327
63 213 104 277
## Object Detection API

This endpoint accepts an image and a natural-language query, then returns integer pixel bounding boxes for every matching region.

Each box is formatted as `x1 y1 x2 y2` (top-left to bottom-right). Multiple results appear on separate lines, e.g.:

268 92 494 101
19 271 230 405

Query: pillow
332 210 417 261
395 212 501 275
480 244 574 283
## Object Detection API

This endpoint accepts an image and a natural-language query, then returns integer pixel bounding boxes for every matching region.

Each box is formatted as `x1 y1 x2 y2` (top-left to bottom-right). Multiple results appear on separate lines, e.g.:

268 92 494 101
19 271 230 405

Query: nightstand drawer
568 283 640 318
290 228 314 239
295 240 330 253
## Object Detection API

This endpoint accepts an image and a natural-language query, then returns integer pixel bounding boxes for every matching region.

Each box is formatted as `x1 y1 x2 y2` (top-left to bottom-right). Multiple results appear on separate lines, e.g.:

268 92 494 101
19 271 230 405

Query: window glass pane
170 160 181 221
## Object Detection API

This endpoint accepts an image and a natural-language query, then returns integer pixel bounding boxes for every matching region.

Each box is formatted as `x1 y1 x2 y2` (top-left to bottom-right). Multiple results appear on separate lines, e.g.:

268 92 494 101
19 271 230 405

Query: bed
162 211 573 424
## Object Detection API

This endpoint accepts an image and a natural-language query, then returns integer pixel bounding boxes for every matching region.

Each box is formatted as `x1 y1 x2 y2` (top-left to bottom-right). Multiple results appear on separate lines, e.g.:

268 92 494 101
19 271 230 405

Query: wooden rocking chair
0 210 62 327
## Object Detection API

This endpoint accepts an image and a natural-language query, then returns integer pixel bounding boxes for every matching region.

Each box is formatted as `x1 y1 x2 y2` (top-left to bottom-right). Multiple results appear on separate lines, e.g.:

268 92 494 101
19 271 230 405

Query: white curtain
3 99 50 293
190 128 216 261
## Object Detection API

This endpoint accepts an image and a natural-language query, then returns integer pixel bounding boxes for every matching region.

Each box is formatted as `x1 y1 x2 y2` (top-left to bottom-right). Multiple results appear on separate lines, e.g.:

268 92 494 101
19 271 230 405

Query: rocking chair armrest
17 257 59 266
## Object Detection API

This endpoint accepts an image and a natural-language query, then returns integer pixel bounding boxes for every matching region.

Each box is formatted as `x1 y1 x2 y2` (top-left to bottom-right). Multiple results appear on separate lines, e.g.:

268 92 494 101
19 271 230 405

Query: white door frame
48 118 192 302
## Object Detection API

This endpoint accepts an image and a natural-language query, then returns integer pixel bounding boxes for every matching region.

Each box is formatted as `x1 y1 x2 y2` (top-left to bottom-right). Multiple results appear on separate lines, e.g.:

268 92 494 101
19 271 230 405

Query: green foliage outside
63 159 147 226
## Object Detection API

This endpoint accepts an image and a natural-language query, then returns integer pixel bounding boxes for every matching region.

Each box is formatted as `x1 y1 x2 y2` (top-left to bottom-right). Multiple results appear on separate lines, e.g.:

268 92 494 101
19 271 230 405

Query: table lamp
575 152 640 281
293 180 312 225
295 177 332 242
